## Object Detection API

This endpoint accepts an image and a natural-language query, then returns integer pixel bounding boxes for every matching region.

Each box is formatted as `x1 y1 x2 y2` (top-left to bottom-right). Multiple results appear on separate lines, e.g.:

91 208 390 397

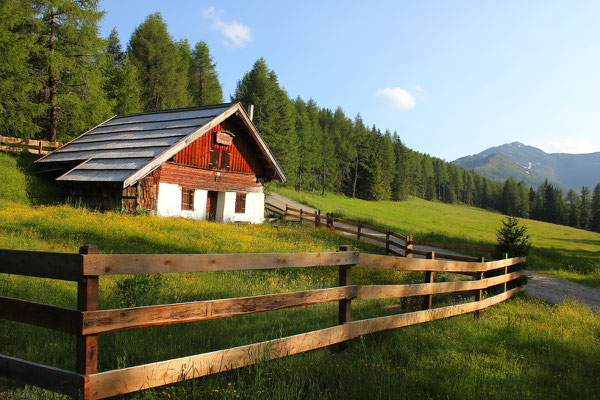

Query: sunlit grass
274 187 600 288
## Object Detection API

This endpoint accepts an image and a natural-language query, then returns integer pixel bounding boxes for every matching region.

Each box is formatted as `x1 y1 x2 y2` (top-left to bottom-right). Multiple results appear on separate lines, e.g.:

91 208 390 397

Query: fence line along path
0 245 525 399
277 203 495 263
0 136 63 155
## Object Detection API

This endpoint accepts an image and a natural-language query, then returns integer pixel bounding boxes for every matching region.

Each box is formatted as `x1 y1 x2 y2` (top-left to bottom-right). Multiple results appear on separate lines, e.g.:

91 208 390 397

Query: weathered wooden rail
0 245 525 399
282 205 494 262
0 136 62 155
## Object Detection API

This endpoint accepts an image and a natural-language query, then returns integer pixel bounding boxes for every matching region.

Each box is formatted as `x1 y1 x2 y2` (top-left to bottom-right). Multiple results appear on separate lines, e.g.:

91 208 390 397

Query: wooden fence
0 136 62 155
0 245 525 399
282 205 494 262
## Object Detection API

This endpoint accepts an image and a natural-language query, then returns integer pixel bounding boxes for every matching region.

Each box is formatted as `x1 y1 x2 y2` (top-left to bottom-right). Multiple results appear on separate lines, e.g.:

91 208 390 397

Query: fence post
406 235 413 258
385 229 391 255
299 208 303 223
315 210 320 228
38 141 43 154
337 245 353 349
474 257 485 319
285 205 288 222
503 253 509 292
423 252 435 310
77 245 99 377
357 220 362 240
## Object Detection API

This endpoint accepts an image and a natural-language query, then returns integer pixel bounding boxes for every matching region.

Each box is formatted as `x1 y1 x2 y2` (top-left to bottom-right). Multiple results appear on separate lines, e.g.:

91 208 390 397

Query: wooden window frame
181 187 195 211
235 193 246 214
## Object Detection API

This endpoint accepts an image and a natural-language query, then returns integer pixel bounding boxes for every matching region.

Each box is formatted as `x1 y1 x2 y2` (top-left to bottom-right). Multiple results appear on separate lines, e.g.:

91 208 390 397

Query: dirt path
525 272 600 313
267 192 600 314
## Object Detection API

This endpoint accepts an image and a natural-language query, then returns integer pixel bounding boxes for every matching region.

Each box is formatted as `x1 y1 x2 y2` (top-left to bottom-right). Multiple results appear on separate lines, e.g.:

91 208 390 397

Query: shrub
494 216 532 258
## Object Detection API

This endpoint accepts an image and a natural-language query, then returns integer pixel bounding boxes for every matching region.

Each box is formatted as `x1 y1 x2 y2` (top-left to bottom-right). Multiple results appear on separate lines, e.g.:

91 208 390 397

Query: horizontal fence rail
0 245 525 399
280 204 494 261
0 136 62 155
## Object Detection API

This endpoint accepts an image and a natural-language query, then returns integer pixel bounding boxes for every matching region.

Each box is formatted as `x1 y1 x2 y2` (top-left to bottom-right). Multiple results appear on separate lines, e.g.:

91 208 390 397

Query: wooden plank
82 251 360 276
356 270 525 300
0 296 80 334
0 145 51 155
286 206 300 213
0 249 83 281
410 240 493 253
359 231 388 244
77 245 99 378
390 231 407 241
0 355 84 398
360 224 389 234
332 225 358 236
389 241 407 251
87 288 522 399
409 248 430 257
1 136 62 148
434 253 481 262
388 248 403 257
81 286 356 335
334 218 360 228
358 253 525 273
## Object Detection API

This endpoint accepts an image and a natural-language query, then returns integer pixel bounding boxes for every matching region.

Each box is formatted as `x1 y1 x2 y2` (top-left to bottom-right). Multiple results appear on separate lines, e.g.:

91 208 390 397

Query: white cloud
376 87 416 110
538 139 599 154
203 7 251 48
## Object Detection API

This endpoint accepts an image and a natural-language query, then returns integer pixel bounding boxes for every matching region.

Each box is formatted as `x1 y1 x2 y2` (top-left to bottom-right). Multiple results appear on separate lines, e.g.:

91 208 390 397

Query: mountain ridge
453 142 600 190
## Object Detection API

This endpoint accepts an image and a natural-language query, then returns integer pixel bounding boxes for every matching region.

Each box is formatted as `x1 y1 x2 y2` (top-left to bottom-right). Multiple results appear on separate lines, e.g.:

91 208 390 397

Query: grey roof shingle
37 103 287 186
37 104 233 183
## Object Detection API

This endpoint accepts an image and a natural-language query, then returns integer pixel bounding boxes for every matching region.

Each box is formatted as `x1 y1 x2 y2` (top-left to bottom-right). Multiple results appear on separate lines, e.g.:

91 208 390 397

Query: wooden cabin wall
172 122 265 177
121 169 161 212
161 163 262 193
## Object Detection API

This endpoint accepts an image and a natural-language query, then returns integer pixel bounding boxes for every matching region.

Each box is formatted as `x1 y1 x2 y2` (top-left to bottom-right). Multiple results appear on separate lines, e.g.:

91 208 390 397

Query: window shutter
209 149 219 169
220 150 231 170
181 188 194 210
235 193 246 213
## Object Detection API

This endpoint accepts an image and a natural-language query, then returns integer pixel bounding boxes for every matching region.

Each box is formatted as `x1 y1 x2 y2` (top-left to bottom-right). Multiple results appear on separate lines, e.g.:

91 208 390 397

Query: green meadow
274 186 600 288
1 152 599 399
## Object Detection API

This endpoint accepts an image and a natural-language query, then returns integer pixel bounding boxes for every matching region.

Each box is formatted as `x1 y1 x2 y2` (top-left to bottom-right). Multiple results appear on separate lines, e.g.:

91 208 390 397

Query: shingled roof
36 103 286 187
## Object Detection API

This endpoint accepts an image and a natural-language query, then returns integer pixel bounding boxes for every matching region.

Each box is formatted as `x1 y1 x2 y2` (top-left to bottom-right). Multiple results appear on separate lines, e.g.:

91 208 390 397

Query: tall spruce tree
580 186 592 230
128 13 190 111
566 189 581 228
103 28 141 115
315 108 337 194
32 0 111 142
0 0 43 138
189 41 223 105
591 183 600 233
232 58 298 184
330 107 356 193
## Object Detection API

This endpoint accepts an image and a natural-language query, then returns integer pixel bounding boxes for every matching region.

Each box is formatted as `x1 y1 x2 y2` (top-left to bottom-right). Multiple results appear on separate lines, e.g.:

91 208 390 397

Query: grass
1 152 599 399
273 186 600 288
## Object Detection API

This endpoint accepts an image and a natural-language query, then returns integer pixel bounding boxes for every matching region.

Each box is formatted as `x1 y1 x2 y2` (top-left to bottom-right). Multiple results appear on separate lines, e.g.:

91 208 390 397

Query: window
235 193 246 213
182 188 194 210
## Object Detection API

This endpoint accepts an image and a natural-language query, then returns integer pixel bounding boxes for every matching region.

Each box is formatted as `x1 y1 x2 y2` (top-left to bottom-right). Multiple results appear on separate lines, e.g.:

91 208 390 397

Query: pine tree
232 58 298 184
292 97 316 191
128 12 190 111
103 28 141 115
379 131 396 200
0 0 43 138
330 107 356 193
566 189 581 228
580 186 592 230
32 0 112 142
315 108 337 194
391 133 409 201
494 216 532 258
189 41 223 105
591 183 600 233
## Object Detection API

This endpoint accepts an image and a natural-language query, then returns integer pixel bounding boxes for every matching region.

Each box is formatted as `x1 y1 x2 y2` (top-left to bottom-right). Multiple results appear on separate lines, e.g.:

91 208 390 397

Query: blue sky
99 1 600 161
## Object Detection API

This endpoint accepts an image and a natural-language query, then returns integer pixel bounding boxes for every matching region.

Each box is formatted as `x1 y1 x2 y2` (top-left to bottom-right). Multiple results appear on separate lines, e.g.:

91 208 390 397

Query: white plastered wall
156 182 207 220
231 191 265 223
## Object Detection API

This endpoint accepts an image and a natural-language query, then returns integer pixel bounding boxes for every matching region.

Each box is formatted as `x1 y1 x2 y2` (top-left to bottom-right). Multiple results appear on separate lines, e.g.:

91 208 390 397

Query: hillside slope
453 141 600 190
274 187 600 288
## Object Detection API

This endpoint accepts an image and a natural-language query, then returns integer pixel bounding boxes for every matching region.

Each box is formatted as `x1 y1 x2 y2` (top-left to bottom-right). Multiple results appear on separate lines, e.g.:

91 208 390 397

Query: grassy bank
274 187 600 288
1 152 599 399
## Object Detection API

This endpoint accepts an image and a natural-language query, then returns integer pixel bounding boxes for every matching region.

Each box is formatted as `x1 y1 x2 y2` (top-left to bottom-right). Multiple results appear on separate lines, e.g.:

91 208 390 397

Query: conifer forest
1 1 599 232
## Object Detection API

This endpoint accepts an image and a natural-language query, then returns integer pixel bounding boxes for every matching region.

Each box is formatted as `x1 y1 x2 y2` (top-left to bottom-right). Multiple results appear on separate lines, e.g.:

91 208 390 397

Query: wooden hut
36 103 286 223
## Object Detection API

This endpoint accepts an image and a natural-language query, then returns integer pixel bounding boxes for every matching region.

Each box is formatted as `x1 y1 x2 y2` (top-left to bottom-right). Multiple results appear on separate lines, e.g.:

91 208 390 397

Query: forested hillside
1 1 599 233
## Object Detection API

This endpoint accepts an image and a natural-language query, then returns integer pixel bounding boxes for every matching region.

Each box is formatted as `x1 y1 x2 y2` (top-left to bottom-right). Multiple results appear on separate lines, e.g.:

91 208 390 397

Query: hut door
206 191 218 221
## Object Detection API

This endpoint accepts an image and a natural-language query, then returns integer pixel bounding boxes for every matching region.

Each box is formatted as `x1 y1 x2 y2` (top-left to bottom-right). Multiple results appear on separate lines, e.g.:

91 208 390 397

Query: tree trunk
49 12 57 142
352 154 359 198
